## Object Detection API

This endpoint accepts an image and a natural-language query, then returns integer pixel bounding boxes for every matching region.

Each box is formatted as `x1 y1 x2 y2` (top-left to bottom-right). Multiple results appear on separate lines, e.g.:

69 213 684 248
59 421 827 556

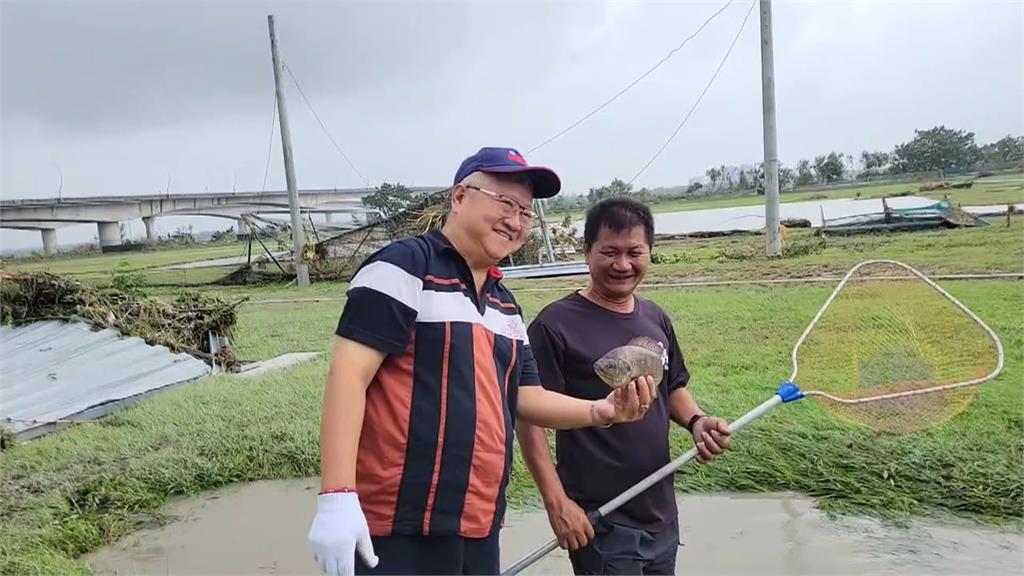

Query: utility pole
268 14 309 286
535 199 555 264
759 0 781 257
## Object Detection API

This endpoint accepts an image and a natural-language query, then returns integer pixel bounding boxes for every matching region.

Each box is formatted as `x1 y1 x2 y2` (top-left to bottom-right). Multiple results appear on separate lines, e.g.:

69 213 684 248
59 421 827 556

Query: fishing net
790 260 1003 433
502 259 1006 575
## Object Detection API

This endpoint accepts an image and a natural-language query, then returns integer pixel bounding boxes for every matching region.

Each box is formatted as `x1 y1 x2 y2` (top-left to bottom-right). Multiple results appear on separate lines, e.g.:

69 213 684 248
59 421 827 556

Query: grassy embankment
3 241 250 287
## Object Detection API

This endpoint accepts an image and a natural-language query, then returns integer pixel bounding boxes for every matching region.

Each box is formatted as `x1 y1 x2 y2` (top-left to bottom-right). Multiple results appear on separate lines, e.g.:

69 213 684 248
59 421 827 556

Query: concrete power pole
268 15 310 286
759 0 781 257
535 199 555 264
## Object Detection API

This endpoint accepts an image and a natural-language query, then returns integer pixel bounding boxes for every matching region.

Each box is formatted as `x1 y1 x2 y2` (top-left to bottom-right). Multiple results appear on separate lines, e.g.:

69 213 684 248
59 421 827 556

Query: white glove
308 492 379 576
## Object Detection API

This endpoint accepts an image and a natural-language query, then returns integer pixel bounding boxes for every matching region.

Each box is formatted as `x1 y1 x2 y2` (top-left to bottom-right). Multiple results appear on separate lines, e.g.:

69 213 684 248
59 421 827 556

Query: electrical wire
628 0 756 185
526 0 736 155
283 61 370 187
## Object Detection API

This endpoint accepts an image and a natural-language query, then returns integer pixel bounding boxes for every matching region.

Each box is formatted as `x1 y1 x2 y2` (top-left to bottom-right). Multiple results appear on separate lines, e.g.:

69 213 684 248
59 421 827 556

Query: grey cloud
1 0 600 134
2 0 1021 204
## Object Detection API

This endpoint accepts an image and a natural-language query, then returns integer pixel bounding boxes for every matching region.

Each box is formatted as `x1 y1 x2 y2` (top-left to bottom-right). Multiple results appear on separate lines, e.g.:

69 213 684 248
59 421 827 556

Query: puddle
81 478 1023 575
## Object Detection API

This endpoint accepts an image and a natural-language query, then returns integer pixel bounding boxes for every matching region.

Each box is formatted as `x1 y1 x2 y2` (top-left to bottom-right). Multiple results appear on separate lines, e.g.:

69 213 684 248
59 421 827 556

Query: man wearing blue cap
307 147 659 576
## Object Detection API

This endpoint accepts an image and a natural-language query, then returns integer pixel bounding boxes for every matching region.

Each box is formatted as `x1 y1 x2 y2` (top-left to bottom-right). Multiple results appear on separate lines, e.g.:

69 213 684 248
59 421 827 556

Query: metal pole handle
501 390 791 575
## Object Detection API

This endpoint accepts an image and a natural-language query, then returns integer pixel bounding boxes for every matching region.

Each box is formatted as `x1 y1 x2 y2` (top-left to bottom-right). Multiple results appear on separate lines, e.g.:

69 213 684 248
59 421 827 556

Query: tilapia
593 336 665 394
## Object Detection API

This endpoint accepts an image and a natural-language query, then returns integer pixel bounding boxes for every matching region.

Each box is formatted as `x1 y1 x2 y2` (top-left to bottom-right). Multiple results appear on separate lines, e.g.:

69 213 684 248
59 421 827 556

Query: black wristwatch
685 414 706 433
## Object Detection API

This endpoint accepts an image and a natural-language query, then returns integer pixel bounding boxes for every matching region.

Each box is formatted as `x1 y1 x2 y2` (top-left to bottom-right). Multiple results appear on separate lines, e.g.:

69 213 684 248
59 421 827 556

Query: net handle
789 259 1005 404
500 389 792 576
501 262 1005 575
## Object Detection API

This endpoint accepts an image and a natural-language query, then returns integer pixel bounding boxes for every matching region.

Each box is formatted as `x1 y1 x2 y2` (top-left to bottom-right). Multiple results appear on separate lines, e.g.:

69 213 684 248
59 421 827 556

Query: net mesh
793 261 1001 433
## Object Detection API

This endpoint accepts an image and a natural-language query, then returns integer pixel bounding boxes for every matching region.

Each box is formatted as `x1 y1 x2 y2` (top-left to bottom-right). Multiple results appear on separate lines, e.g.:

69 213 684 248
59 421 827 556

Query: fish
593 336 665 394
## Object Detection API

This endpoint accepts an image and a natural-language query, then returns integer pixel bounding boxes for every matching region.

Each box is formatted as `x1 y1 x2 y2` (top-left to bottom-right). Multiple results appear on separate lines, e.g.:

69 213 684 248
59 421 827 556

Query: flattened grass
6 243 249 276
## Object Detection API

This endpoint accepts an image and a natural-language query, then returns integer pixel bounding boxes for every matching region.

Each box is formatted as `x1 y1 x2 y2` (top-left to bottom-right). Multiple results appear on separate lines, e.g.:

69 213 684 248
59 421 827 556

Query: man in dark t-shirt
517 197 733 575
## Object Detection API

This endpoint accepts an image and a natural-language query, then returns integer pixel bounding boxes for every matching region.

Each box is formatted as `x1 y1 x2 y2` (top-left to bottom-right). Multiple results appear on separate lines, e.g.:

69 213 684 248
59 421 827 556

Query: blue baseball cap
453 147 561 199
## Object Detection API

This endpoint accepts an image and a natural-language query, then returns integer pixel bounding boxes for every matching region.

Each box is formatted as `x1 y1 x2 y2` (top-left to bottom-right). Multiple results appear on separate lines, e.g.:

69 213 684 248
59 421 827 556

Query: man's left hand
691 416 731 463
593 375 657 425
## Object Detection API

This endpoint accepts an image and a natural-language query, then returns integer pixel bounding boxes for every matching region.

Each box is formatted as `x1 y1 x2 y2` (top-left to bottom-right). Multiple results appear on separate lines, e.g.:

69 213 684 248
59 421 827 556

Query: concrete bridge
1 186 445 255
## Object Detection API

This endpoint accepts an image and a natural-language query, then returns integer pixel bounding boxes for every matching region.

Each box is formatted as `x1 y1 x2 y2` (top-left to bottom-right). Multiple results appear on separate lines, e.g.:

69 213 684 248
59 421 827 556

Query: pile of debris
819 199 988 235
0 272 246 369
918 180 974 192
309 189 585 280
311 189 451 280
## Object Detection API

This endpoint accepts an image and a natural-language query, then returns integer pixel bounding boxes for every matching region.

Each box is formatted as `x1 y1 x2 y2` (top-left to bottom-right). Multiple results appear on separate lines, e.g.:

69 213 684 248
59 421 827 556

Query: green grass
675 280 1023 523
2 206 1023 575
919 180 1024 206
640 218 1024 282
231 301 342 361
148 278 352 302
3 242 250 276
0 363 327 576
2 276 1022 575
508 280 1024 524
183 218 1024 303
501 218 1024 297
132 217 1024 304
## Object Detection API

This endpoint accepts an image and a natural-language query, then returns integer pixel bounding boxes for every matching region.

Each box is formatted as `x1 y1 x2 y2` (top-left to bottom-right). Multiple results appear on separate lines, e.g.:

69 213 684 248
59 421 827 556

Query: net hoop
789 259 1005 406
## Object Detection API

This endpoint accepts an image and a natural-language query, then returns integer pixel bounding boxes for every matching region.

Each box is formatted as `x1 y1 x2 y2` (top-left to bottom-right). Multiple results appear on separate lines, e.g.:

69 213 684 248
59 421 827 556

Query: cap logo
507 150 527 166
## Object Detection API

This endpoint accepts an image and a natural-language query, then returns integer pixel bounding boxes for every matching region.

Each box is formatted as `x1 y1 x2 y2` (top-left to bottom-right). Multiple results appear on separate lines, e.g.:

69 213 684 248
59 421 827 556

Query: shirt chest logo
505 316 526 340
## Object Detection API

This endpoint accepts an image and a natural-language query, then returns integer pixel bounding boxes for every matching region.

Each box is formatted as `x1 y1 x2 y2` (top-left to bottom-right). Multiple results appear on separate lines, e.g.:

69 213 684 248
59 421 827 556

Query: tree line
709 126 1022 194
547 126 1022 212
361 126 1022 217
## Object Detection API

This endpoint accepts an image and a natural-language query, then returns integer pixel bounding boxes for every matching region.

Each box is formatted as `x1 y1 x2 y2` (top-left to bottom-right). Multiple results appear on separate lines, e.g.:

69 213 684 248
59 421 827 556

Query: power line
282 61 370 188
254 91 277 228
526 0 735 155
628 0 756 185
261 92 277 194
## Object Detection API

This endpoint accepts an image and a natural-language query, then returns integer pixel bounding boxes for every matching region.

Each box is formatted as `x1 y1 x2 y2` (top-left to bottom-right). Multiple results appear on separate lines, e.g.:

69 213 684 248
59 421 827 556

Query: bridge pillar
324 212 334 224
236 217 251 240
143 216 156 245
97 221 123 252
41 229 57 256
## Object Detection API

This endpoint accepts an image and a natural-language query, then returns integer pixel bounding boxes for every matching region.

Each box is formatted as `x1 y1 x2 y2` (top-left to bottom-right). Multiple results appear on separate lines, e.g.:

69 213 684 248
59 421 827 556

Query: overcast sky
2 0 1022 251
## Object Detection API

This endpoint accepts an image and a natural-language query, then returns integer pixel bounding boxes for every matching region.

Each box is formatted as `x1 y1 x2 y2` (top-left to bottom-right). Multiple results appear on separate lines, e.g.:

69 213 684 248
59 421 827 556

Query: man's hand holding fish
589 374 659 427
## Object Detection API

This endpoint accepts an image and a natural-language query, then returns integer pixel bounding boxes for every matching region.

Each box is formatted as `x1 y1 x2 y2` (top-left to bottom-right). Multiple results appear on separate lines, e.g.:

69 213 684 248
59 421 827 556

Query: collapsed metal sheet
0 320 210 440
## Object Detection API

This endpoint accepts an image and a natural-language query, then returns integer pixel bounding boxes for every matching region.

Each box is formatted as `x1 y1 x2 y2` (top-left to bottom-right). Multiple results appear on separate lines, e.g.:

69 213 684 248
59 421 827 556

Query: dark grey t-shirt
526 291 690 531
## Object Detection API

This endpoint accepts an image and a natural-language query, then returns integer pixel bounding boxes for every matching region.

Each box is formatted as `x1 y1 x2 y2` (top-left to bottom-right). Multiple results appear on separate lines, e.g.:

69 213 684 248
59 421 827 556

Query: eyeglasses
464 184 537 221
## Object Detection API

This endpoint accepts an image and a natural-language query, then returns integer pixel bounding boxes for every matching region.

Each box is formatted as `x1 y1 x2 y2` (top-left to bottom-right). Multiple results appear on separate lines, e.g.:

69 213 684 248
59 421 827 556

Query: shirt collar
425 229 505 282
425 229 456 253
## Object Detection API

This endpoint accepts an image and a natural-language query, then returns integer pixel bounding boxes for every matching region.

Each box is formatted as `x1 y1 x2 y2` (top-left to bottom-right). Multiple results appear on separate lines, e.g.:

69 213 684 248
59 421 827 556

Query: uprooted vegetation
0 272 247 369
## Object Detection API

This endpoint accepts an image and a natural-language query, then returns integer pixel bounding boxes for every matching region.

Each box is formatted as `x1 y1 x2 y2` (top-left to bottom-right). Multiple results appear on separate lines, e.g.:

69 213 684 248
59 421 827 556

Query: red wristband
319 487 357 495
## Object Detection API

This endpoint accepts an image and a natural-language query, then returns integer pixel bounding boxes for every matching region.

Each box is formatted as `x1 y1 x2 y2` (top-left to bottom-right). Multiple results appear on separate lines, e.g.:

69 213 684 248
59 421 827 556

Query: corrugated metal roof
1 320 210 441
499 261 589 279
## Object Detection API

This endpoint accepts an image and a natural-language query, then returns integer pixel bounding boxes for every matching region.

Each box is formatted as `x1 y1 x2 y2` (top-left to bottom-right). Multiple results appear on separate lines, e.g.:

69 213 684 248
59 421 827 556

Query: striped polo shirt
335 229 540 539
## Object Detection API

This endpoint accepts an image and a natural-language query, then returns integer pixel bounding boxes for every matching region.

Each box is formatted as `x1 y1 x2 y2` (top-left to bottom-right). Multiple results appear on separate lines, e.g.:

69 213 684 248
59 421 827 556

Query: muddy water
81 478 1022 575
